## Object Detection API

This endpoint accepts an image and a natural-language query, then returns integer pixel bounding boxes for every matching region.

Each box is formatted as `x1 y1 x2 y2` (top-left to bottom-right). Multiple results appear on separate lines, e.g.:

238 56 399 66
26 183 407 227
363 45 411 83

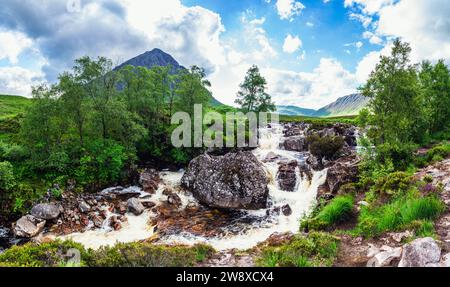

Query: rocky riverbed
1 122 360 255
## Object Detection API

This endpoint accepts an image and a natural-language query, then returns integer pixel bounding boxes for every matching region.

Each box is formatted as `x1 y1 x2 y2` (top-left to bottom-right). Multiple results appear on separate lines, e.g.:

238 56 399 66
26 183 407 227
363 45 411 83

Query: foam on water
57 123 327 251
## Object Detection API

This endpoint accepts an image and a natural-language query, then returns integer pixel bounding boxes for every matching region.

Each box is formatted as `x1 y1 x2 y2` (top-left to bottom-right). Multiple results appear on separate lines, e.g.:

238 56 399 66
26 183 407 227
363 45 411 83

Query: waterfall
56 123 328 251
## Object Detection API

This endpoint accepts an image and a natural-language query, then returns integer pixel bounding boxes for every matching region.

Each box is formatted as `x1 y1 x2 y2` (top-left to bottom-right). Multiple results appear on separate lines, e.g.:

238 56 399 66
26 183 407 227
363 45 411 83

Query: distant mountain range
277 94 370 117
116 49 368 116
114 48 223 106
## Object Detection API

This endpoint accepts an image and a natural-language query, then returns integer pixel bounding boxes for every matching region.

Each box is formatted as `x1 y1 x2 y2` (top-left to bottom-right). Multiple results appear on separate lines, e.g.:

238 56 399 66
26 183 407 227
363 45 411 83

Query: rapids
56 124 327 251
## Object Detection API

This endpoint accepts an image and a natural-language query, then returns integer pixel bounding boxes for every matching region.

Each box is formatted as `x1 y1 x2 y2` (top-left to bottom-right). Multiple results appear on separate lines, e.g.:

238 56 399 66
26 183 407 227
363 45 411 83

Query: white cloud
283 34 302 54
264 58 358 109
349 12 372 28
0 66 44 96
306 22 314 27
344 0 394 15
375 0 450 62
355 42 392 83
276 0 305 21
0 30 33 64
363 31 383 45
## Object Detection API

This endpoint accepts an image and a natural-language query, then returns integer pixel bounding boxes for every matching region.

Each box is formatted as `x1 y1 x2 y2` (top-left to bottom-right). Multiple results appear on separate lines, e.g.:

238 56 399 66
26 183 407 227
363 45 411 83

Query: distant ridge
276 94 369 117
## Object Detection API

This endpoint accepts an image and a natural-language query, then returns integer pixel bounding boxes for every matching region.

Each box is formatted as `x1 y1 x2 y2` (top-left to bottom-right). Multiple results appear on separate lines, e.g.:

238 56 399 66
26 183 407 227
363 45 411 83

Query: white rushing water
57 124 327 251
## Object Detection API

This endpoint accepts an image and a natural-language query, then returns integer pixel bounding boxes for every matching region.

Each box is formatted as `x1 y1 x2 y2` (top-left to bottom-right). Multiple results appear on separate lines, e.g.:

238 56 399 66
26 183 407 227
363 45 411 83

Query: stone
281 204 292 216
31 203 61 220
367 246 402 267
167 193 182 208
442 253 450 267
389 230 413 243
13 215 46 238
277 161 298 192
325 155 359 194
282 136 308 152
398 237 441 267
181 152 269 210
78 201 91 213
139 169 160 194
127 198 145 216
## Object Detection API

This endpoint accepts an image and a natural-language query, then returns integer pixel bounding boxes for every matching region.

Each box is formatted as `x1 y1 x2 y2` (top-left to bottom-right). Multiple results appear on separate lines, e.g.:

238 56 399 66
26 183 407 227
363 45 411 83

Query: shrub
373 172 412 197
88 243 214 267
256 232 339 267
376 142 415 171
0 241 90 267
0 161 15 192
301 195 354 231
307 135 345 160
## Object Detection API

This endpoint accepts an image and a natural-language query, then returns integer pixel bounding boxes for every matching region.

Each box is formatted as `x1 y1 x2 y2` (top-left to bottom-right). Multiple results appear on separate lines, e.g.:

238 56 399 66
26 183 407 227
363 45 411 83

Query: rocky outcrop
127 198 145 216
323 154 360 194
181 152 269 210
31 203 61 220
277 161 298 192
282 136 308 152
13 215 46 238
398 237 442 267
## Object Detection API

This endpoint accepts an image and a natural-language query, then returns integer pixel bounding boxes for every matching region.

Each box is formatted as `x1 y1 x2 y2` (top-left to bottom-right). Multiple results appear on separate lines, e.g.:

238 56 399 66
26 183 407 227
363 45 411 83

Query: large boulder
282 136 308 152
398 237 441 267
324 155 359 194
367 245 402 267
13 215 46 238
31 203 61 220
277 161 298 192
181 152 269 210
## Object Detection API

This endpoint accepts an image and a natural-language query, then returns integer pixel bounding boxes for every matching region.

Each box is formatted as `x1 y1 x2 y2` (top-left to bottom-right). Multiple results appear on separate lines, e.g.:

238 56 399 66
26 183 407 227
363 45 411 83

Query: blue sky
0 0 449 108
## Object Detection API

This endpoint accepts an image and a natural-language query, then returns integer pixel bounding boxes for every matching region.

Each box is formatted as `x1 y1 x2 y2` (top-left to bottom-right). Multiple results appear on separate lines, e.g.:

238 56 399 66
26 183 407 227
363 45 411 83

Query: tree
235 65 275 113
361 39 424 145
419 60 450 134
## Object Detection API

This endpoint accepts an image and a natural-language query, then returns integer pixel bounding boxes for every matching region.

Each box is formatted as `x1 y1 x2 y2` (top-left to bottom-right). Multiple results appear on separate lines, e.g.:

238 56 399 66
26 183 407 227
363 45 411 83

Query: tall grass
357 195 445 237
302 195 354 230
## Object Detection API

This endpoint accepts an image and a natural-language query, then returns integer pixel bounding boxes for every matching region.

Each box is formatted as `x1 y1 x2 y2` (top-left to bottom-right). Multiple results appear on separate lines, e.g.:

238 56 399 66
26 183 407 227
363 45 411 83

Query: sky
0 0 449 109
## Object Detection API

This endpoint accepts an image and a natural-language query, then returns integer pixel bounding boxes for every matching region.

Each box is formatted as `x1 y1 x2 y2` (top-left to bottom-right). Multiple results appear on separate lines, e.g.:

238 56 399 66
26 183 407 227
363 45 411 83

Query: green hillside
0 94 31 120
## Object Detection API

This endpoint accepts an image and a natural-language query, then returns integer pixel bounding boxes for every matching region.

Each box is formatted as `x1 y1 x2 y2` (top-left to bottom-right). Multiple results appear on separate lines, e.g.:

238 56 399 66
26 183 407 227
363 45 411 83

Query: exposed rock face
277 161 298 192
324 154 359 194
78 201 91 213
31 203 61 220
13 215 46 238
282 136 308 152
127 198 145 216
181 152 269 210
398 237 441 267
139 169 160 194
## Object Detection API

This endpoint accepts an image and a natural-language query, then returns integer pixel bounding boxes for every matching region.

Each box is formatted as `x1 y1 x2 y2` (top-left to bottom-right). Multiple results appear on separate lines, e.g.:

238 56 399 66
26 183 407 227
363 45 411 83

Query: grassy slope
0 95 31 120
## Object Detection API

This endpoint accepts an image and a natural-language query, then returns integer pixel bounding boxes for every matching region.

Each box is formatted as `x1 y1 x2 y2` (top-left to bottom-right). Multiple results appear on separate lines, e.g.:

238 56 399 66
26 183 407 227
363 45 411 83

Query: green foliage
301 195 354 231
235 65 275 113
307 135 345 160
0 161 15 192
372 172 412 197
256 232 339 267
0 240 90 267
0 95 31 120
356 195 445 238
88 242 214 267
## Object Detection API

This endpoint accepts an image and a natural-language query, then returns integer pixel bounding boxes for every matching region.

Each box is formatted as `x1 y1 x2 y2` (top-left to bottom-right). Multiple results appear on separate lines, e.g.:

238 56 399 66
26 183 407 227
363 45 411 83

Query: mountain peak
114 48 184 73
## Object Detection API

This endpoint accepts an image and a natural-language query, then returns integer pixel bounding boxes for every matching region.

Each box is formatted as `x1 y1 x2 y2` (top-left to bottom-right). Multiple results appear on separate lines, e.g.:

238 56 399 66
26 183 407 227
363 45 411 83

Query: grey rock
13 215 46 238
282 136 308 152
127 198 145 216
277 161 298 192
367 246 402 267
182 152 269 210
78 201 91 213
398 237 441 267
31 203 61 220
